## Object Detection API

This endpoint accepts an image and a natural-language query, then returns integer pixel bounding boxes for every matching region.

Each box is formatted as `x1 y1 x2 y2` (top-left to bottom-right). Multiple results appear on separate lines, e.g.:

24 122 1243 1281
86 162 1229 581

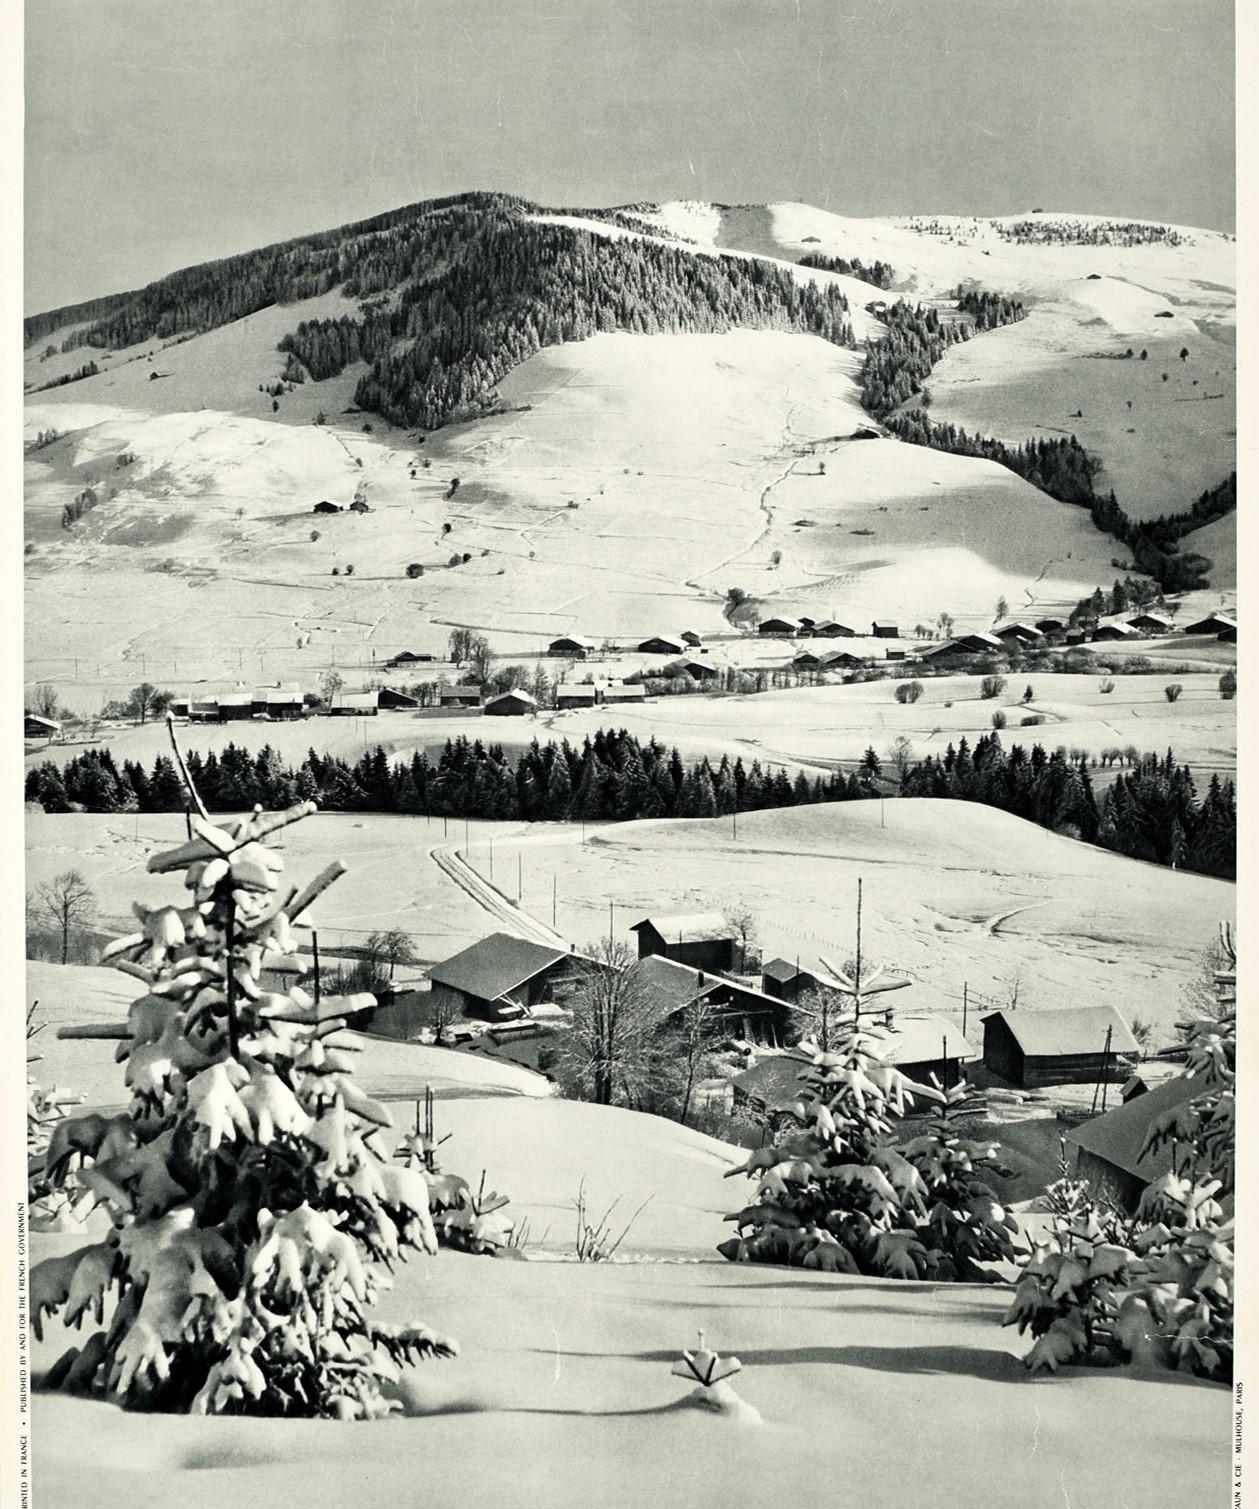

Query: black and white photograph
11 2 1247 1504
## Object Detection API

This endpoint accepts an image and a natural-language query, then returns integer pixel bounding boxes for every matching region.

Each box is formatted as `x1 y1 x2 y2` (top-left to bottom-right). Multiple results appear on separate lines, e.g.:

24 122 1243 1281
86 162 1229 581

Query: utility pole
312 929 321 1005
941 1034 949 1094
552 874 558 928
518 852 522 899
962 982 968 1039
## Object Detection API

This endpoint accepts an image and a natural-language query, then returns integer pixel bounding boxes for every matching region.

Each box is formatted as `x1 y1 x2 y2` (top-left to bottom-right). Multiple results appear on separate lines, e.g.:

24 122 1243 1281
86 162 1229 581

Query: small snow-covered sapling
672 1330 760 1423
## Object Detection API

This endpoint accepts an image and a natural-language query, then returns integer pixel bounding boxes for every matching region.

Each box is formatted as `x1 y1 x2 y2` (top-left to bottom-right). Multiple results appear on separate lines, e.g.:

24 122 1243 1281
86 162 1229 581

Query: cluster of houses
166 686 427 722
759 616 900 639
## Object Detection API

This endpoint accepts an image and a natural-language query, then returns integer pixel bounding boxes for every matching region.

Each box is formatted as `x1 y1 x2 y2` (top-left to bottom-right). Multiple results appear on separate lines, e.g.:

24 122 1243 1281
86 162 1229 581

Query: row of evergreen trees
28 731 1233 878
882 410 1101 505
996 218 1187 248
798 251 896 289
1087 473 1235 593
955 289 1026 330
859 301 967 416
901 734 1235 878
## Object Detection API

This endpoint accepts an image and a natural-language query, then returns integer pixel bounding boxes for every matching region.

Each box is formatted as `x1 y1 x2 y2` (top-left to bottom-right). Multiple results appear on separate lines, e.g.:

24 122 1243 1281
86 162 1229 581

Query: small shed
871 620 899 638
1182 614 1236 636
760 958 819 1004
637 635 685 656
1066 1074 1203 1212
548 634 594 658
981 1005 1139 1088
631 912 736 973
556 685 598 709
312 500 342 514
377 687 420 710
758 617 799 636
485 690 537 717
1063 628 1088 645
440 687 483 708
328 692 379 717
1125 612 1173 635
1092 623 1138 642
680 630 703 647
601 683 647 704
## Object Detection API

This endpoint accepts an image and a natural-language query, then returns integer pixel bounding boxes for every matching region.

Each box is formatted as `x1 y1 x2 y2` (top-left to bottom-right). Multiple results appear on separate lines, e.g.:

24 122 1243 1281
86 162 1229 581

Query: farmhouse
812 619 857 638
793 648 826 670
820 650 864 668
994 623 1044 645
981 1005 1139 1088
871 620 899 638
377 687 420 710
427 932 590 1022
485 690 537 716
760 958 819 1003
548 634 594 658
660 657 720 681
328 692 379 716
952 631 1005 654
758 617 798 636
635 955 793 1047
1092 622 1138 642
1125 612 1173 634
385 650 433 668
168 696 222 723
1182 613 1236 636
601 683 647 704
637 635 685 656
630 912 736 972
555 685 598 709
24 712 60 739
216 691 255 721
439 687 483 708
1066 1074 1203 1212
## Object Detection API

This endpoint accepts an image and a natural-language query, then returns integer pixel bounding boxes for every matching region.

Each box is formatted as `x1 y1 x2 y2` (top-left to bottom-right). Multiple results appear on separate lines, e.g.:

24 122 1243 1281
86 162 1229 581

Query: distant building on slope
548 634 594 658
637 635 686 656
871 620 899 638
1125 612 1173 635
630 912 736 973
758 617 799 636
328 691 379 716
555 685 598 710
485 690 537 716
1066 1074 1203 1212
427 932 591 1022
1182 613 1236 636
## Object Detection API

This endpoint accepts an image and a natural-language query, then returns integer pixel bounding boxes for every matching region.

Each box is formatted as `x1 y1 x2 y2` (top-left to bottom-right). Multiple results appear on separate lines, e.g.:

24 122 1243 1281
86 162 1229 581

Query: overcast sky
25 0 1235 314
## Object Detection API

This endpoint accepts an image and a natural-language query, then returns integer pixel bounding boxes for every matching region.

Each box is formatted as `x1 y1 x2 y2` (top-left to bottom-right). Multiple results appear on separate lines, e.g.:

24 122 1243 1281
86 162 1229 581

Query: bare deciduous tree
33 684 60 719
555 939 658 1106
34 869 96 964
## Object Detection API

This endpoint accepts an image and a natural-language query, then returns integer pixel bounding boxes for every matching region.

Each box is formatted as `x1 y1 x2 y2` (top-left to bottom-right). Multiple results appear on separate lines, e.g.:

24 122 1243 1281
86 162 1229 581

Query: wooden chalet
1219 626 1237 643
630 911 736 972
1092 622 1138 642
680 630 703 647
981 1005 1138 1088
660 656 720 681
216 691 255 721
1125 612 1173 635
1034 618 1067 635
601 683 647 703
377 687 420 710
548 634 594 658
758 617 799 636
635 955 793 1047
251 687 306 719
994 623 1044 645
555 685 598 709
427 932 592 1022
24 712 60 740
812 619 857 638
1182 613 1236 636
638 635 686 656
485 690 537 716
760 958 819 1004
871 620 899 638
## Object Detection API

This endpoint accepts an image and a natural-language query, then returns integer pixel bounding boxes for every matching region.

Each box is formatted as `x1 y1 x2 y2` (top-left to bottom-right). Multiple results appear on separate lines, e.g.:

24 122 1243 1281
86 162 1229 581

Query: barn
981 1005 1139 1087
548 634 594 658
377 687 420 710
385 650 433 669
312 500 342 514
871 620 899 638
758 617 798 636
630 912 736 972
951 631 1005 654
1182 613 1236 636
680 630 703 647
439 687 482 708
820 649 864 669
601 683 647 704
1092 623 1138 643
216 691 255 721
1066 1074 1204 1212
485 690 537 716
994 623 1044 646
556 685 597 710
792 648 825 670
812 619 857 638
328 692 379 717
251 687 306 720
660 657 720 681
427 932 590 1022
637 635 685 656
1034 618 1066 635
24 712 60 740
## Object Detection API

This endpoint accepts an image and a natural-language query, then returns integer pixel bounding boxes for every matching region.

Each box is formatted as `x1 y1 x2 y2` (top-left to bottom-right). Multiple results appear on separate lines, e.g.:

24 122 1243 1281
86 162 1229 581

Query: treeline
1068 575 1163 625
799 251 895 289
859 302 966 416
24 735 871 824
996 219 1187 248
901 735 1234 880
955 289 1026 330
303 219 855 430
882 410 1100 505
1088 474 1234 594
31 360 100 392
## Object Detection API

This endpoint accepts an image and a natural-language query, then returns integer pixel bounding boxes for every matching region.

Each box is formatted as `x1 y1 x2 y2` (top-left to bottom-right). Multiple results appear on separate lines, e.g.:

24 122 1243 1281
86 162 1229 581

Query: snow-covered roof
983 1005 1138 1058
1067 1074 1202 1180
428 932 572 1004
